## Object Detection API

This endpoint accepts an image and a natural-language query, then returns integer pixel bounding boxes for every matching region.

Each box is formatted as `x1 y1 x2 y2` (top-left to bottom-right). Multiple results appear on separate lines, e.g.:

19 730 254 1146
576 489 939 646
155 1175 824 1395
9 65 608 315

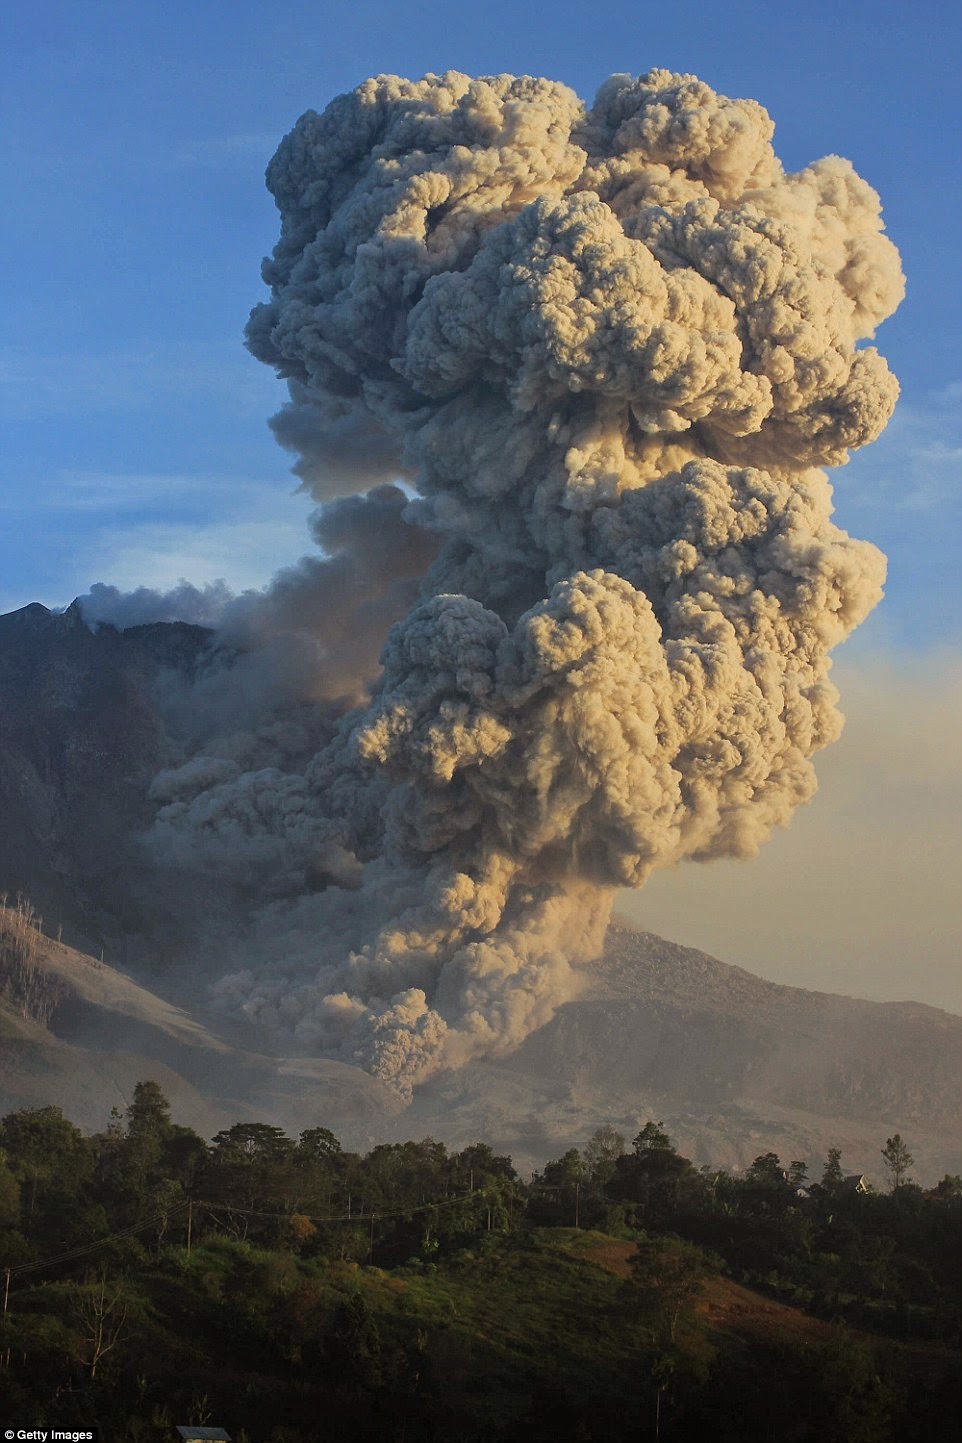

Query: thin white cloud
85 513 315 596
0 340 280 421
2 468 296 516
177 133 279 167
0 466 316 613
842 381 962 512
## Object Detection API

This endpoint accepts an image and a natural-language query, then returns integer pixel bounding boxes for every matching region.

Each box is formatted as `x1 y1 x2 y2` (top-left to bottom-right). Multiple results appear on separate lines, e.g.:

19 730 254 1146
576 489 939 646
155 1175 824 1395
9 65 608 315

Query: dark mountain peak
0 600 54 636
0 605 225 944
1 599 92 634
0 597 218 678
62 597 87 628
117 617 219 673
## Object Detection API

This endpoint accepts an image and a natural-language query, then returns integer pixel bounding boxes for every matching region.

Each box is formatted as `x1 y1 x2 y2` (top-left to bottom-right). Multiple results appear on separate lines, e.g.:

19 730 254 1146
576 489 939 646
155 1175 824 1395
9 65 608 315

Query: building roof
176 1430 232 1442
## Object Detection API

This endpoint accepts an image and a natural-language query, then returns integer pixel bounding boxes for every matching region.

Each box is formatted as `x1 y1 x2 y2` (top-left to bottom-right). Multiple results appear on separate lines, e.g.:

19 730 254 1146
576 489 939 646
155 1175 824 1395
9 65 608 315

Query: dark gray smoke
146 69 904 1094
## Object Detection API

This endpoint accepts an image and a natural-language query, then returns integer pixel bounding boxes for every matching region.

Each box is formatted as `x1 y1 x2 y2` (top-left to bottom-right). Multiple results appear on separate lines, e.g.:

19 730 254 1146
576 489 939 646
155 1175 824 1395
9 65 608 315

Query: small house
176 1429 233 1442
795 1174 870 1199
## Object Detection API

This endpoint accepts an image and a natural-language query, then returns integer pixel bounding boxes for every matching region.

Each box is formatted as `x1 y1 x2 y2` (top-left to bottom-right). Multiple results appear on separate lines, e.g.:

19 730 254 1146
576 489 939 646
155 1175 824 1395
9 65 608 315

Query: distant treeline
1 1084 961 1441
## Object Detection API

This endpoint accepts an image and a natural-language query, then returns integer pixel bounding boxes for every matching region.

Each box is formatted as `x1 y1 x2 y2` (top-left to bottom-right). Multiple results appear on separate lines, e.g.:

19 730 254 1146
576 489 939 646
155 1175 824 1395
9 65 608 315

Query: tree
327 1293 383 1391
738 1153 795 1221
812 1326 894 1441
630 1236 718 1441
747 1152 784 1185
72 1275 129 1379
291 1127 343 1217
450 1142 517 1188
633 1121 674 1156
583 1125 626 1185
296 1127 342 1163
125 1080 172 1141
822 1147 844 1191
537 1149 587 1227
164 1124 209 1191
0 1151 21 1230
116 1080 175 1214
0 1106 94 1245
87 1082 193 1232
211 1122 294 1163
542 1149 586 1188
203 1123 301 1236
631 1235 716 1343
609 1124 697 1228
788 1160 808 1188
881 1134 914 1191
842 1234 896 1309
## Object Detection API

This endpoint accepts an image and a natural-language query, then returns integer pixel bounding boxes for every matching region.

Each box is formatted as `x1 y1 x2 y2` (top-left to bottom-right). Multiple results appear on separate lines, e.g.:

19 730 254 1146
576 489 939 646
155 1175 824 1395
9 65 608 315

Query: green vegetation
1 1086 960 1440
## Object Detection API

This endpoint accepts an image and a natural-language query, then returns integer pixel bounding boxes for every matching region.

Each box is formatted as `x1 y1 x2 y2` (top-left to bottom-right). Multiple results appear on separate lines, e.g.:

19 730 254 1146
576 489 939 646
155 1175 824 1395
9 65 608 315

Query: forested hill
1 1084 961 1441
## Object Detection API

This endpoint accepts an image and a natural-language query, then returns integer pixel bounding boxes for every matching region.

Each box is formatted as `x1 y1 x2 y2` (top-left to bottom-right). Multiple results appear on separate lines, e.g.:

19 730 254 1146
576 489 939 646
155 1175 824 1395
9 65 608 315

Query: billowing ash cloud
156 69 903 1095
80 578 238 630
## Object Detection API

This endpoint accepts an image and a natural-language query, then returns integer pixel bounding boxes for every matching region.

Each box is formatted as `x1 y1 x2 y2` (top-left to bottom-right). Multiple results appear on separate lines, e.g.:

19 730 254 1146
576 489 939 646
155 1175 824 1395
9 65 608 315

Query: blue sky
2 0 959 636
2 0 960 1004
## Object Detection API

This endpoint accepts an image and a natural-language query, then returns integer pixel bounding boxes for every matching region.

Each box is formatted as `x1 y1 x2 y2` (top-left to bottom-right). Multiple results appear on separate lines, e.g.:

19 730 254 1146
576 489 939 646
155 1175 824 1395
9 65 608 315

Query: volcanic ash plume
174 69 903 1093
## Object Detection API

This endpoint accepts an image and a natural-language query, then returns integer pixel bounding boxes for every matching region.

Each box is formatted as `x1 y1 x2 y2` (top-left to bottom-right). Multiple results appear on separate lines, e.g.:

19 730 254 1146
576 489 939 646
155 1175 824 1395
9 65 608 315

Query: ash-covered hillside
0 896 401 1144
407 923 962 1178
2 886 960 1182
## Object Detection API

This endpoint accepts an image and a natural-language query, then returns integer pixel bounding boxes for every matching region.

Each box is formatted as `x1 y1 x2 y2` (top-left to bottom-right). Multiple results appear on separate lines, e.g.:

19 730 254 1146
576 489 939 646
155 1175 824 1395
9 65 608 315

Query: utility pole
2 1267 9 1369
186 1200 193 1257
369 1212 375 1262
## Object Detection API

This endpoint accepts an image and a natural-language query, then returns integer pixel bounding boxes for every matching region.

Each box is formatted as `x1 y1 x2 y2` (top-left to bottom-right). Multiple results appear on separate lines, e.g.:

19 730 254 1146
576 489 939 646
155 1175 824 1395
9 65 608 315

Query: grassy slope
145 1229 649 1436
8 1227 960 1441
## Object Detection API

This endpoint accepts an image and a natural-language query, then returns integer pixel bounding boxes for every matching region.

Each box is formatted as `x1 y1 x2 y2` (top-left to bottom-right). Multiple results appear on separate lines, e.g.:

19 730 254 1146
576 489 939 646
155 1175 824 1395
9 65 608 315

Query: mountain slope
400 923 962 1178
2 904 959 1181
0 904 402 1142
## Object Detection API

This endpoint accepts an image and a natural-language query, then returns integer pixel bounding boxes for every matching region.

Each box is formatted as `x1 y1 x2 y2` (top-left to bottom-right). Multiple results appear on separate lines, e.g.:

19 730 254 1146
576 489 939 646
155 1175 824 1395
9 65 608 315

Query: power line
196 1190 484 1225
6 1203 190 1279
2 1188 499 1292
